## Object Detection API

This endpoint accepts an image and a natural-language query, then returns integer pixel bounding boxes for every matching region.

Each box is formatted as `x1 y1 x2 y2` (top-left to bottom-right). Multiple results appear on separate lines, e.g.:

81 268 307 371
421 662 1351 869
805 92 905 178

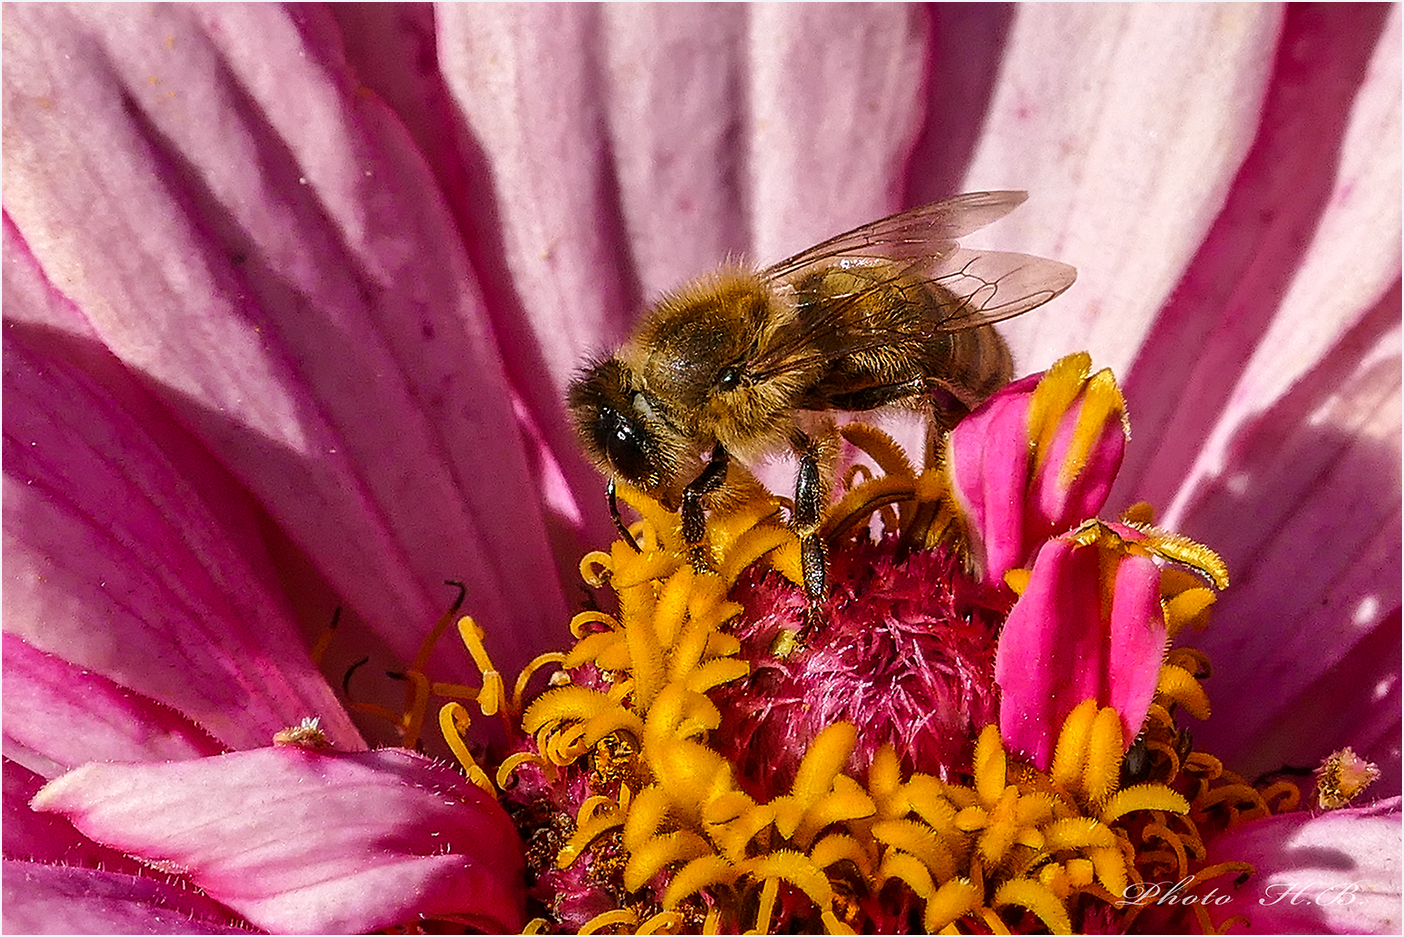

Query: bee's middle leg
681 443 729 570
791 430 833 632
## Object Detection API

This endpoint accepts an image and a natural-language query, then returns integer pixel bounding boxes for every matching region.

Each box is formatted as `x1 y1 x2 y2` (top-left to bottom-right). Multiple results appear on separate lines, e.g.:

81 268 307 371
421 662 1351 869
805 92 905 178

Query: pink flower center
713 535 1007 802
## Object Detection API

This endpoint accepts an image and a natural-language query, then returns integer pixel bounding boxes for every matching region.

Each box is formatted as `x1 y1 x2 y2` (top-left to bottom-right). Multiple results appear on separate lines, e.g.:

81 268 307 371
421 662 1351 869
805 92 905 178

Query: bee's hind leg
681 444 729 571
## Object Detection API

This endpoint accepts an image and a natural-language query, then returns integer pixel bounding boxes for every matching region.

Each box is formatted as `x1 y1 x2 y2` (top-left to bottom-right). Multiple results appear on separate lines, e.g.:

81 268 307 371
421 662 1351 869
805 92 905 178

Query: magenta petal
1028 393 1127 541
4 634 225 778
32 748 525 934
947 373 1039 582
4 759 133 872
2 861 248 935
996 537 1165 769
1190 797 1401 934
1105 551 1166 743
948 360 1128 587
997 538 1098 768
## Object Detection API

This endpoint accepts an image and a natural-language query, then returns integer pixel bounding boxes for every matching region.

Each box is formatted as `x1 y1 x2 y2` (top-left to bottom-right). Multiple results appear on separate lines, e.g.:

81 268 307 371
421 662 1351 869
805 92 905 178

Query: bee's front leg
606 478 642 552
681 443 729 570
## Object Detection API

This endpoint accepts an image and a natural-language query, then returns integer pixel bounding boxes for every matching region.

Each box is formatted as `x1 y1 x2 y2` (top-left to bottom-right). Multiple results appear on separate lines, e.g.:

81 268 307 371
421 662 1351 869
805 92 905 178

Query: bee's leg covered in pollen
681 443 729 571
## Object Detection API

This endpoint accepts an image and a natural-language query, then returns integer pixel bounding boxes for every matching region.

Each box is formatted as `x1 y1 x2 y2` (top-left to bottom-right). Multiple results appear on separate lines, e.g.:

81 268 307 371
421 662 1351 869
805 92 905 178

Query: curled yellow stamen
579 909 638 935
437 703 494 795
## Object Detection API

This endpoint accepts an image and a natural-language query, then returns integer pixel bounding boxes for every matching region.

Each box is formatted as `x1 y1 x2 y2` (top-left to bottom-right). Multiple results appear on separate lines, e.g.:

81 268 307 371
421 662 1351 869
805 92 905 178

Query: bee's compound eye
716 365 742 392
602 410 652 483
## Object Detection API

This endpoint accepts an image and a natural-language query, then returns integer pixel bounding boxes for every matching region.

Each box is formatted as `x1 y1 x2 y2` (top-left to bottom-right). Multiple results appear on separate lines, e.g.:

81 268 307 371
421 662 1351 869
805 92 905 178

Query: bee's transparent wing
760 190 1030 281
746 191 1075 383
919 248 1078 331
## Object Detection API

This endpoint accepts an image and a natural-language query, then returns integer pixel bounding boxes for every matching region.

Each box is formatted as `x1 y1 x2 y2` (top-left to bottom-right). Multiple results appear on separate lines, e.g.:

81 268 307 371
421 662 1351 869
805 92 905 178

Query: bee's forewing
760 191 1030 282
916 248 1078 331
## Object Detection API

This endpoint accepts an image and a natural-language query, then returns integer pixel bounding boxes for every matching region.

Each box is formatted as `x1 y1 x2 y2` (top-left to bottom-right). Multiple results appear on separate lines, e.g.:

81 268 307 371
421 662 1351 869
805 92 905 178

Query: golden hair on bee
616 268 820 464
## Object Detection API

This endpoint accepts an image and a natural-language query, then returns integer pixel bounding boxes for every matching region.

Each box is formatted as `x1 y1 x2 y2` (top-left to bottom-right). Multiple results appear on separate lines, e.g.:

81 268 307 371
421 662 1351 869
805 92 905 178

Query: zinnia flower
481 355 1374 933
3 4 1398 934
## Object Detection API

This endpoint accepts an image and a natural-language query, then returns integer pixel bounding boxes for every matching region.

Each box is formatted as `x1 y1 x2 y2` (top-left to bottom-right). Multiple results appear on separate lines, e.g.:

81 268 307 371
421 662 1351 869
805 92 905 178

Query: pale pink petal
2 5 568 678
904 7 1018 204
435 7 930 526
4 249 361 753
1106 13 1401 785
594 4 752 293
2 861 248 934
962 5 1283 376
438 5 927 391
1188 798 1401 934
3 635 225 778
1118 7 1400 511
32 747 524 934
1118 12 1403 785
1159 301 1401 788
743 5 928 261
435 4 642 426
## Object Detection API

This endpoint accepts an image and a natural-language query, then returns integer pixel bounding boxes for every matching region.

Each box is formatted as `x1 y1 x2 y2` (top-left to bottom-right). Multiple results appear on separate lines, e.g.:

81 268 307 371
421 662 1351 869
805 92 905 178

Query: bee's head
567 357 682 493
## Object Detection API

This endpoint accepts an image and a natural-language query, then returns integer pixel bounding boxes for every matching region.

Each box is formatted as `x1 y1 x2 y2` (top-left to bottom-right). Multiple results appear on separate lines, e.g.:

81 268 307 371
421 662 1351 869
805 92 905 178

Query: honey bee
568 191 1075 613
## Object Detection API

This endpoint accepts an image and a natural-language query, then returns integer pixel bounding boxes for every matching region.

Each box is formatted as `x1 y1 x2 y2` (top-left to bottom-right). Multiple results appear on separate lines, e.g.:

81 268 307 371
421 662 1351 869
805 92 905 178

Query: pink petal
3 634 225 778
996 537 1165 769
3 260 362 753
31 747 525 934
1105 551 1166 738
1190 798 1401 934
962 5 1284 375
3 5 569 678
2 861 248 934
1242 607 1402 800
